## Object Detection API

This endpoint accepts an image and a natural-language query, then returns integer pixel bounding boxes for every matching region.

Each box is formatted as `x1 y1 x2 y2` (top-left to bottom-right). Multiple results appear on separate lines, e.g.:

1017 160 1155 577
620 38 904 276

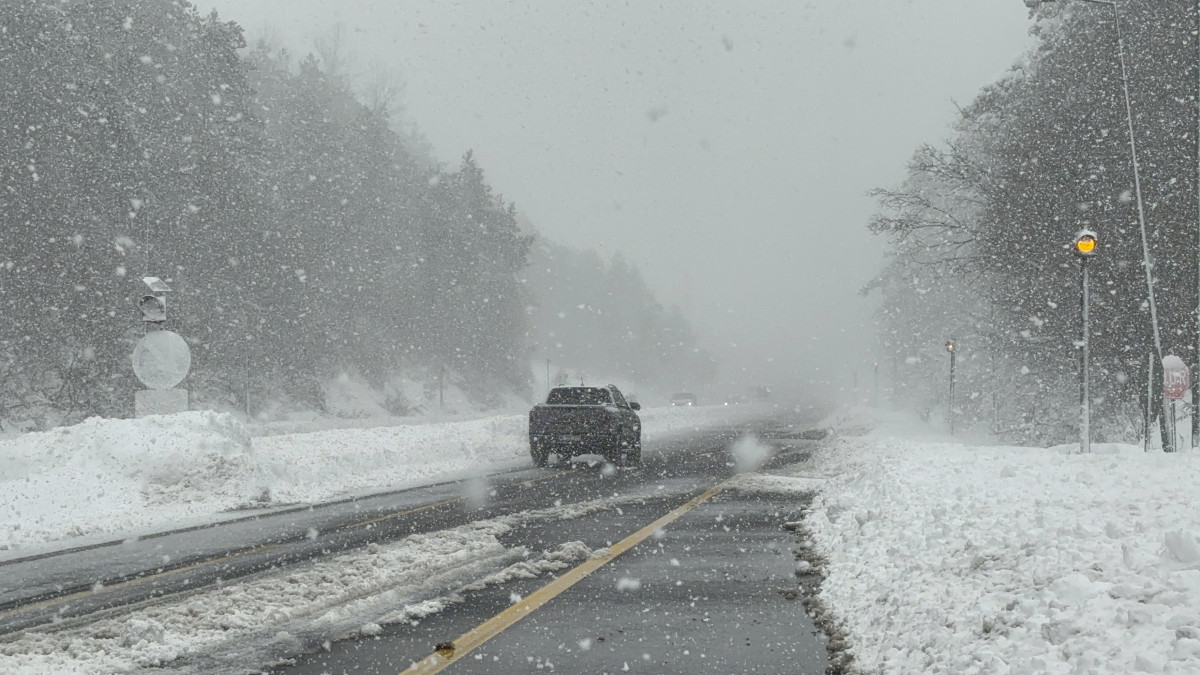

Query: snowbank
795 408 1200 673
252 414 531 505
0 404 744 553
0 412 267 552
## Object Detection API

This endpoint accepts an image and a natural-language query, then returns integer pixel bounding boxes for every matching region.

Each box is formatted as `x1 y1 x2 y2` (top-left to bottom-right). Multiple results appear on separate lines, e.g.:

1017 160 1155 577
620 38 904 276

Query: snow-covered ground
756 407 1200 673
0 405 746 555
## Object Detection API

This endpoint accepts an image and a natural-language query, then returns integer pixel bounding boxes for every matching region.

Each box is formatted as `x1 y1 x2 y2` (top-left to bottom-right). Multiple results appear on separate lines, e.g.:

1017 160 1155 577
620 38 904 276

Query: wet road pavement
274 419 828 675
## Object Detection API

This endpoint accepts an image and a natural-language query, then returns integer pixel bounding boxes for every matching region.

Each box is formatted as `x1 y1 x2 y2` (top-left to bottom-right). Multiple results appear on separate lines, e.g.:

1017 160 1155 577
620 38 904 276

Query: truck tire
531 441 550 468
617 433 641 468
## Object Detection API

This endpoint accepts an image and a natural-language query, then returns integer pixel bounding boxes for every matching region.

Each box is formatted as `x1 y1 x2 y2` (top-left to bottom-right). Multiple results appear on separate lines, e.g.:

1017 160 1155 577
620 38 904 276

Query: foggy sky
195 0 1033 395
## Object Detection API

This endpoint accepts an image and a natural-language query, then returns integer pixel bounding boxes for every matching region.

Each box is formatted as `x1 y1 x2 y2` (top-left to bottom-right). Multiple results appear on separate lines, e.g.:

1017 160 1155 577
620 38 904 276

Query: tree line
866 0 1199 445
525 241 717 395
0 0 711 427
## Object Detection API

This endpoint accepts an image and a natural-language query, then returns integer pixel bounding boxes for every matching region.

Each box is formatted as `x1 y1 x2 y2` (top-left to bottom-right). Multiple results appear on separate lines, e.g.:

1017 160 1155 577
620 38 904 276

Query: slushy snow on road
0 495 640 675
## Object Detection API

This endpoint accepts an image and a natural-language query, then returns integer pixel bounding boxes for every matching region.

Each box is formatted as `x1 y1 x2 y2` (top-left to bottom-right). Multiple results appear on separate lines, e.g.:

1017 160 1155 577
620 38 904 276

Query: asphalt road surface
273 415 828 675
0 409 829 674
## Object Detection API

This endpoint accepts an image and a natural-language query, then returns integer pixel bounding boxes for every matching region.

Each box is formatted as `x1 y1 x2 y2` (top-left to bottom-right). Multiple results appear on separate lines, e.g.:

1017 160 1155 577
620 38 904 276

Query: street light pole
1081 256 1091 453
945 341 957 436
1075 230 1099 453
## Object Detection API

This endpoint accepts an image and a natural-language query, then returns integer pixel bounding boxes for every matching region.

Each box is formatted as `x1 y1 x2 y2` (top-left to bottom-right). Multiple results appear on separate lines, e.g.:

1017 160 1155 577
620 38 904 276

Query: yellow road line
404 479 732 674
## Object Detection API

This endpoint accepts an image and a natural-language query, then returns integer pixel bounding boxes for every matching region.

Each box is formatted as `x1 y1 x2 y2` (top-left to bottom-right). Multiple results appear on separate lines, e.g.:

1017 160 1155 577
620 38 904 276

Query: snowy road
277 475 828 674
272 418 828 675
0 411 829 674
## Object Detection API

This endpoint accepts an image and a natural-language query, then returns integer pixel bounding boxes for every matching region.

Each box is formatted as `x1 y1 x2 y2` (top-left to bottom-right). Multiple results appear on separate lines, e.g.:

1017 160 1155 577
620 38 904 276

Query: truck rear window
546 387 612 405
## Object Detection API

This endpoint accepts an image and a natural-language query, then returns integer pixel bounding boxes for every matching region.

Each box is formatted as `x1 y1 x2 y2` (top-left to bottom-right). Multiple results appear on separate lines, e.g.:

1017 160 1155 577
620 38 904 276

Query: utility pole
1112 2 1169 450
545 358 551 396
1195 0 1200 450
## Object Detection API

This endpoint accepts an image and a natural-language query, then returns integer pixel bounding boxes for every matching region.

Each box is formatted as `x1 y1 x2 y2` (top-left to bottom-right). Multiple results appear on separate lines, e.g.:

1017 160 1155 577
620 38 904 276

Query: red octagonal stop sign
1163 355 1191 400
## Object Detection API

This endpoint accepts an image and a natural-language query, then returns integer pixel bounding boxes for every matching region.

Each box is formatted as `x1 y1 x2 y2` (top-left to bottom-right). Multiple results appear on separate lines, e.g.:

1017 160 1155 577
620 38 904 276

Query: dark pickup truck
528 385 642 467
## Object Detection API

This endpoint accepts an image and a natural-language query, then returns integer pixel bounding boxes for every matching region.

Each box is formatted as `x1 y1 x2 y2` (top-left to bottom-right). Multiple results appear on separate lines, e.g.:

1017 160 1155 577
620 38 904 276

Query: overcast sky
196 0 1033 394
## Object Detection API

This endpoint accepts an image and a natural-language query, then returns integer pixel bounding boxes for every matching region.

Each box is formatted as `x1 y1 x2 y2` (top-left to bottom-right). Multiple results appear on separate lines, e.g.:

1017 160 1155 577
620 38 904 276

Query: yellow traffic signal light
1073 230 1098 257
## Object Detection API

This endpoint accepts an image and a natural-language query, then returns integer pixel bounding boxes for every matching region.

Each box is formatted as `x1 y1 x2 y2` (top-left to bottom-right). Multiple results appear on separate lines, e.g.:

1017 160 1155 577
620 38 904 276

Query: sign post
1146 354 1154 452
1163 355 1190 453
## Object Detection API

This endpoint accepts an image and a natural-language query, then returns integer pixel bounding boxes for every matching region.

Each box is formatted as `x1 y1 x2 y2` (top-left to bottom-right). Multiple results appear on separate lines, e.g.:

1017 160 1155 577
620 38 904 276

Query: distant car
724 395 743 406
670 392 697 406
528 385 642 467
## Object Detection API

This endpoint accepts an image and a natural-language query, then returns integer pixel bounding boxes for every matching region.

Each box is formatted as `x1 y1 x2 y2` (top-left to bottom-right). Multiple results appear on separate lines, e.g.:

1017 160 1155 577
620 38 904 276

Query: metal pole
891 352 898 404
1146 352 1154 451
949 350 956 436
1081 256 1091 453
990 352 999 433
545 359 551 396
1113 5 1170 452
244 304 251 419
1114 10 1165 375
873 362 879 408
439 365 444 409
990 304 999 434
1171 399 1178 452
1195 0 1200 450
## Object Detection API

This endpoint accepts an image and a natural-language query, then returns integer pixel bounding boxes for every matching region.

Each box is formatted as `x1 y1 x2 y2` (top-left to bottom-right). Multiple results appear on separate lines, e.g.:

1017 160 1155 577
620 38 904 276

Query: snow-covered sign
132 330 192 390
1163 355 1190 400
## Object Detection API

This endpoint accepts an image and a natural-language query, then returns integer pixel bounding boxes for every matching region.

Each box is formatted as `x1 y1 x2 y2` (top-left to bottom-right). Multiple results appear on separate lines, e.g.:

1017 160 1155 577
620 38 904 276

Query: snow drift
791 407 1200 673
0 412 266 551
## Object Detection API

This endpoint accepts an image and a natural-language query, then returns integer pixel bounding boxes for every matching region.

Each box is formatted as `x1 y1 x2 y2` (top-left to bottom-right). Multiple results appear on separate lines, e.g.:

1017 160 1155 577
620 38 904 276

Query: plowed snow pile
803 408 1200 673
0 412 266 551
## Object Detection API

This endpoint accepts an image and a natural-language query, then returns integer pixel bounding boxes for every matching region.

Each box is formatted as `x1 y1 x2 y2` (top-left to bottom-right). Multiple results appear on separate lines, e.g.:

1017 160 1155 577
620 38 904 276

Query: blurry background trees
0 0 712 426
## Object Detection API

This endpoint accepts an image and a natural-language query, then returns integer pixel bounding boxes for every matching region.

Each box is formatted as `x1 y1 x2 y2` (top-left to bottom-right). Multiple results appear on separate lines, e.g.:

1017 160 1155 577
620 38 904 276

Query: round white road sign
132 330 191 390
